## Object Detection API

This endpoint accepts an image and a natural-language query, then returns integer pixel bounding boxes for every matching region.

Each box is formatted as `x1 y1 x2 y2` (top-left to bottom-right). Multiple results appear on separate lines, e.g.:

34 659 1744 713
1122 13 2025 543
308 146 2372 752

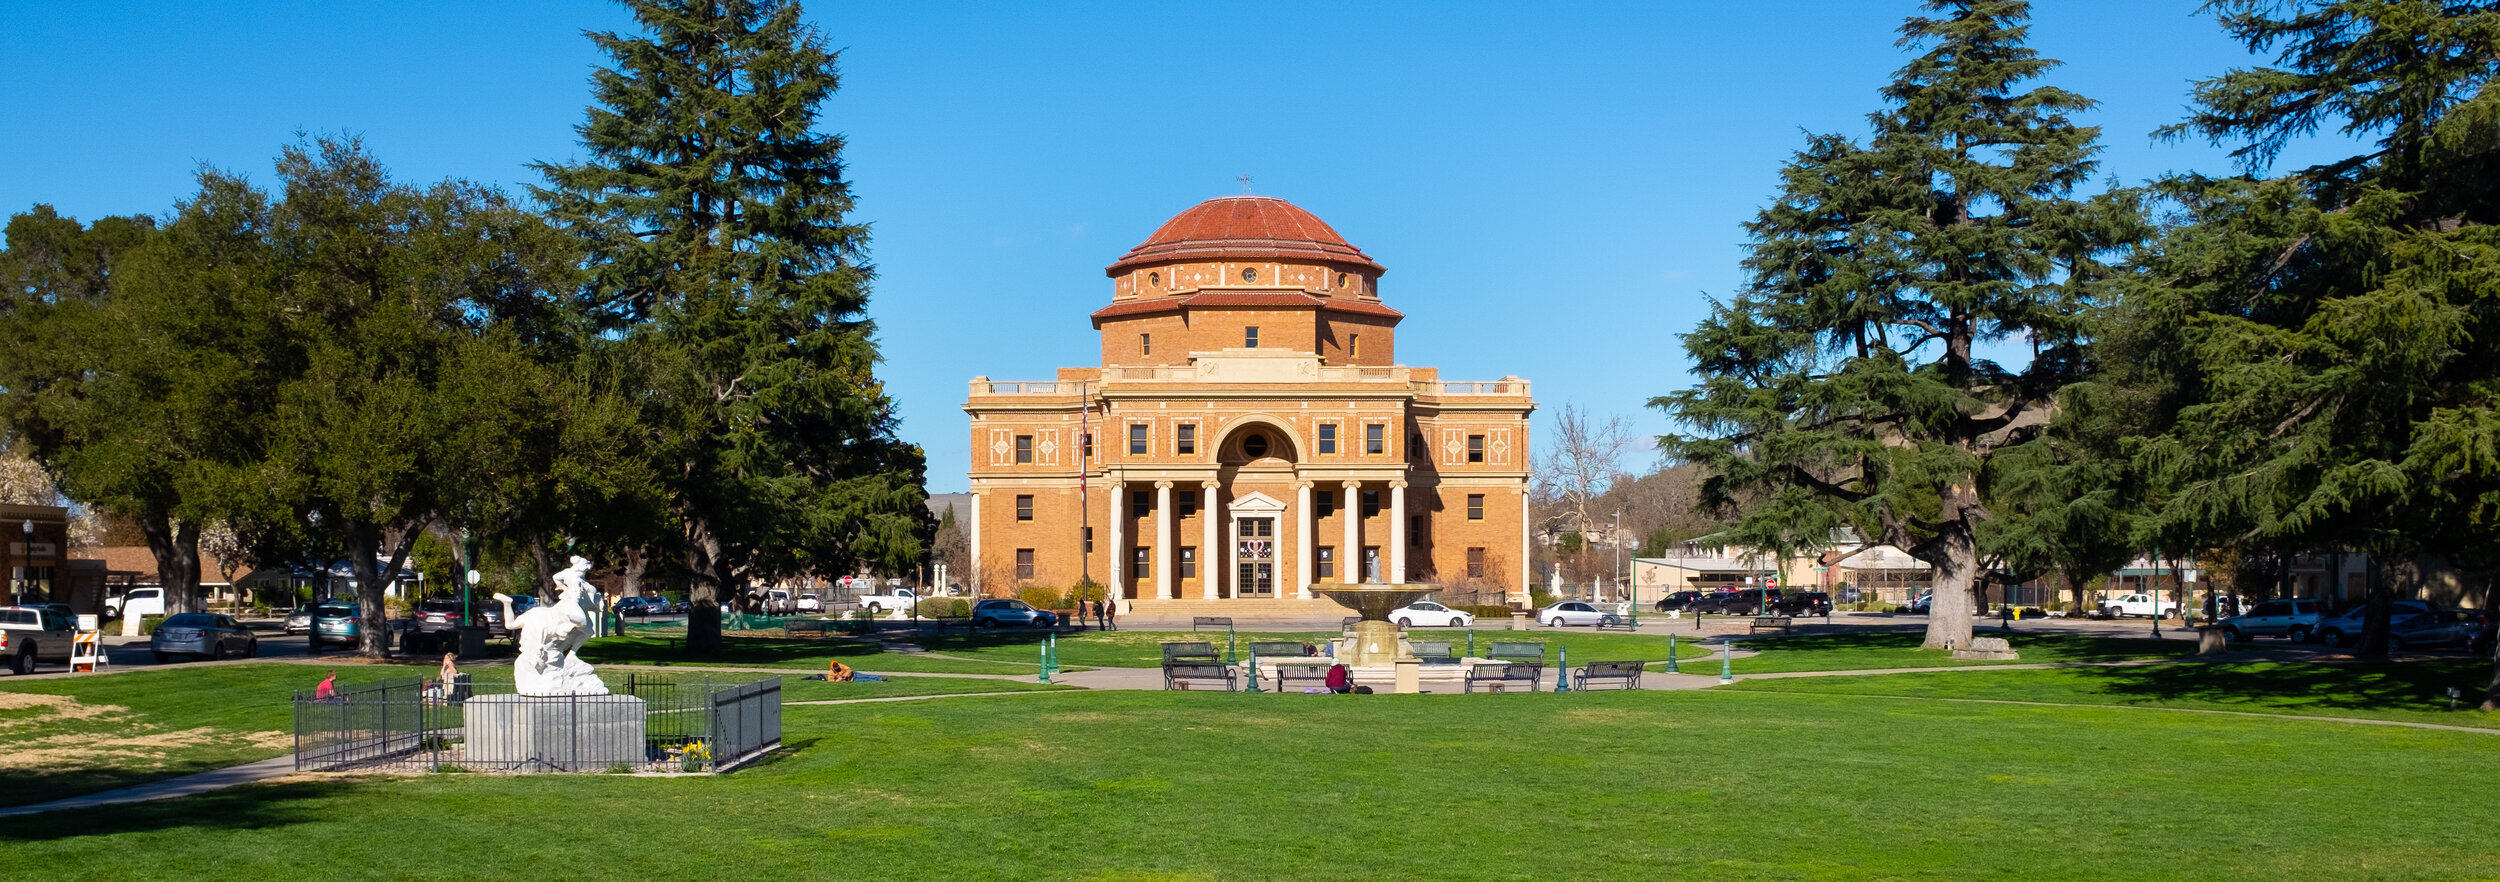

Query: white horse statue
494 555 608 696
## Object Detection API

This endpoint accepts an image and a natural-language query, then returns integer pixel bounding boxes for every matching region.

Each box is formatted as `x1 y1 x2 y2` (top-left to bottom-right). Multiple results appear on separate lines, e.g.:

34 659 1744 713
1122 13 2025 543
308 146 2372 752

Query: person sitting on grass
315 670 339 701
1324 663 1353 694
827 659 854 682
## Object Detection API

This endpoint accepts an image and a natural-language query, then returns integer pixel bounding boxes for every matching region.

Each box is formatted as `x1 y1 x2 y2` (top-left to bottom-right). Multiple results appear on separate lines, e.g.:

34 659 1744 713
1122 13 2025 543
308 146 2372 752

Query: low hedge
914 598 972 618
1455 604 1519 620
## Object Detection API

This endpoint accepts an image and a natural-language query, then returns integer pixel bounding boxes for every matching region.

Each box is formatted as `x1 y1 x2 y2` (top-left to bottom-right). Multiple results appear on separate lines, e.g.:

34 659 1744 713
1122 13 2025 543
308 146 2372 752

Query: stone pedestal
1509 612 1529 631
462 694 648 769
1393 658 1421 694
2195 627 2230 656
1342 620 1404 665
1949 636 2020 661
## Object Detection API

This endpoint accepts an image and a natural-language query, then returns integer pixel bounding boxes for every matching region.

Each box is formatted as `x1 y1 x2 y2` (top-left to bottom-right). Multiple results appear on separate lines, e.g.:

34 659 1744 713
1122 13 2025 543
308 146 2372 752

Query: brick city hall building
965 196 1534 614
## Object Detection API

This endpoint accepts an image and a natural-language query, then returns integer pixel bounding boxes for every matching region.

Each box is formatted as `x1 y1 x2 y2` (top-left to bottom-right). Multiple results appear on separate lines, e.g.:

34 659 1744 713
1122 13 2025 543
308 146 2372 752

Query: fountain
1311 583 1437 666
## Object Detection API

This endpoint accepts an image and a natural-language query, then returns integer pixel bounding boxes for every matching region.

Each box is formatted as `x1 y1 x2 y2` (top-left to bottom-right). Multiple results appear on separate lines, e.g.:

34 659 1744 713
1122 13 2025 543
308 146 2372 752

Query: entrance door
1236 517 1275 597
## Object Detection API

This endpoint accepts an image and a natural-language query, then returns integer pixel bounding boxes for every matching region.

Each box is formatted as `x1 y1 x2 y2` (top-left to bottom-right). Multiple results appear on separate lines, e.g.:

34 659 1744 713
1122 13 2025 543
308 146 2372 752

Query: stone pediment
1228 491 1286 513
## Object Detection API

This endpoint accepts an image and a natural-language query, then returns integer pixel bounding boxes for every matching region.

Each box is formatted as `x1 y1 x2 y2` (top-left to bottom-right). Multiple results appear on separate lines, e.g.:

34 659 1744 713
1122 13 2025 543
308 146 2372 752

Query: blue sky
2 1 2361 492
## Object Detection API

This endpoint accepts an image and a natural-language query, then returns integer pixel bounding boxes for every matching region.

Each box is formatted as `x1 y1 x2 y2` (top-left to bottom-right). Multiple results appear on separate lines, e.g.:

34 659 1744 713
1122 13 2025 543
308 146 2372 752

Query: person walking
1097 598 1115 631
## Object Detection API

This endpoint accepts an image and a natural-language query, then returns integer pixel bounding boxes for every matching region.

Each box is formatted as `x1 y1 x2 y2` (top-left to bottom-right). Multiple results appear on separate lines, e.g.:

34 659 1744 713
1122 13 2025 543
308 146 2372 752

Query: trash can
458 626 489 659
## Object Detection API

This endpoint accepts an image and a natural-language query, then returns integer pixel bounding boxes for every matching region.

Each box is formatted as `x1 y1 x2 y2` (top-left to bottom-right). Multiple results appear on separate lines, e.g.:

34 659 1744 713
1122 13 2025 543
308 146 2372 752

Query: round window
1243 434 1269 458
1241 267 1258 283
1148 271 1160 287
1336 272 1347 286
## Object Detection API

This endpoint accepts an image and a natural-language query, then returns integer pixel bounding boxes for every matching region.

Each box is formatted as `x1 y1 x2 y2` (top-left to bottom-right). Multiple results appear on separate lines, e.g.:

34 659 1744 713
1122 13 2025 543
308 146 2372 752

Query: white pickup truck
2101 592 2182 619
853 587 925 616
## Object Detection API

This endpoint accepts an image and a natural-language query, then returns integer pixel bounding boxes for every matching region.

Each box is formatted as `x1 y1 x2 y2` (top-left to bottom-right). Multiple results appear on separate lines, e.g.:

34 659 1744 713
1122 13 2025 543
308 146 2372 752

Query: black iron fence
294 671 781 773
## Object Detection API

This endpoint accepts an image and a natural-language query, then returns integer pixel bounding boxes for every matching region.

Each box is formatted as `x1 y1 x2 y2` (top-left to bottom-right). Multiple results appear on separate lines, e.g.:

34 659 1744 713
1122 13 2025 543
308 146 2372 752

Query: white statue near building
493 556 608 696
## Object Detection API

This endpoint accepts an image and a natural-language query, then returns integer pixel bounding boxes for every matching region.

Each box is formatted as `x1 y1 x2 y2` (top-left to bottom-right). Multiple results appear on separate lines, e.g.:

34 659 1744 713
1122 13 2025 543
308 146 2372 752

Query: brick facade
966 196 1533 611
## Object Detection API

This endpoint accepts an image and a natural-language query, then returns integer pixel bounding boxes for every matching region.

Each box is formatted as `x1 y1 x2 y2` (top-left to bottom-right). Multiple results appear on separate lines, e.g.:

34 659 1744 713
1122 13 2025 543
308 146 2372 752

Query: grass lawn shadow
1730 629 2194 673
0 781 343 842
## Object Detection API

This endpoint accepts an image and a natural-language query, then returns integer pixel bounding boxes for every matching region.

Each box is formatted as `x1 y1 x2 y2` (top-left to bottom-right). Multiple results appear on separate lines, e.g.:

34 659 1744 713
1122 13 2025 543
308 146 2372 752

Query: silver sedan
150 613 259 662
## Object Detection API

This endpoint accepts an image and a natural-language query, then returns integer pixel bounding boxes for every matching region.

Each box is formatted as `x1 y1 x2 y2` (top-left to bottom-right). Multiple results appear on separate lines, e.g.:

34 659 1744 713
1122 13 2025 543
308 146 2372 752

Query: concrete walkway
0 756 300 819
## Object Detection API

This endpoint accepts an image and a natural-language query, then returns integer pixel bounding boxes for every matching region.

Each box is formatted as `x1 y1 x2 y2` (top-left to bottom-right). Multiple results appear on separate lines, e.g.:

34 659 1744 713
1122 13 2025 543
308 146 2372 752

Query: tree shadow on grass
1742 630 2193 661
579 635 913 667
0 781 344 842
2068 659 2492 717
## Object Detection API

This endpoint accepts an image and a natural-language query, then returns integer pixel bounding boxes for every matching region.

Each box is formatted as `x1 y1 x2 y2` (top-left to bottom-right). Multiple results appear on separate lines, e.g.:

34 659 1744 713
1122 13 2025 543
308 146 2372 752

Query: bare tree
1535 404 1634 549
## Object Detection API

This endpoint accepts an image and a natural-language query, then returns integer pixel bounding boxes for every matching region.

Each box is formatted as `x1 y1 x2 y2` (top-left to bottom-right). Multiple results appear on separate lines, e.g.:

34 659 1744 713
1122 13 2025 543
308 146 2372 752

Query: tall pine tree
2123 1 2500 678
535 0 931 654
1657 1 2144 649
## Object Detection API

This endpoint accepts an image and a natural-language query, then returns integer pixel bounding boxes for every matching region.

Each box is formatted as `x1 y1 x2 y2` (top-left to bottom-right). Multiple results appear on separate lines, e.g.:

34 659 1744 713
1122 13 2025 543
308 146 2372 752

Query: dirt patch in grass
0 692 126 727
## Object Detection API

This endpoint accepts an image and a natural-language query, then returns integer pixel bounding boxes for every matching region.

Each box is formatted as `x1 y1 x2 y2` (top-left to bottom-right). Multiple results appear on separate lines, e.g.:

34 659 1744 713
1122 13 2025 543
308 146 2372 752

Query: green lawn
2 688 2493 879
914 627 1716 669
1727 658 2500 729
576 634 1045 675
1706 630 2196 673
0 662 1054 810
0 665 391 809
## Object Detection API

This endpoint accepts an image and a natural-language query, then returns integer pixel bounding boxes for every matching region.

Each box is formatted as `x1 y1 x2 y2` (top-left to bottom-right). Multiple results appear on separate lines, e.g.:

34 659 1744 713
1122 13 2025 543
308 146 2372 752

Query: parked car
2217 598 2323 642
104 586 164 620
311 602 362 650
1538 600 1615 628
0 606 77 674
1688 590 1741 615
794 593 822 613
1652 590 1704 613
2314 601 2433 647
1775 591 1834 617
1906 590 1933 614
970 598 1056 628
283 603 316 635
2388 608 2481 650
407 597 466 652
2100 593 2182 619
1390 600 1474 628
616 596 662 617
480 594 540 634
1716 588 1784 616
151 612 258 662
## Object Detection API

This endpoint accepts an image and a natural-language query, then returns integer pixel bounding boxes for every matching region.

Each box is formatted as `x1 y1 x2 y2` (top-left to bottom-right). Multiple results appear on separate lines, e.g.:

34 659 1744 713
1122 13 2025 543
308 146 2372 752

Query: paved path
0 756 301 819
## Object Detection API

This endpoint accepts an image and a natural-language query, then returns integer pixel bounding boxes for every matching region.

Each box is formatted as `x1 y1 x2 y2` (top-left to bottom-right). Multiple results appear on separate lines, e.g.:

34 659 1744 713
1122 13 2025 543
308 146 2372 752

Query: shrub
1065 579 1108 605
1455 604 1516 620
914 598 953 618
1528 589 1559 610
1018 585 1065 610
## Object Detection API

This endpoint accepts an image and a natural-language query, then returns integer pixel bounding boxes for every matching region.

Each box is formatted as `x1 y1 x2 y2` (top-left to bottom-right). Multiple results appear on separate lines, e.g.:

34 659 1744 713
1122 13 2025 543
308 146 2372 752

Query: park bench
1410 640 1459 665
783 619 834 638
1464 661 1542 693
1270 661 1335 692
1487 641 1546 664
1572 659 1644 691
1162 660 1238 691
1247 641 1311 659
1192 616 1234 632
1161 641 1219 663
1747 616 1795 635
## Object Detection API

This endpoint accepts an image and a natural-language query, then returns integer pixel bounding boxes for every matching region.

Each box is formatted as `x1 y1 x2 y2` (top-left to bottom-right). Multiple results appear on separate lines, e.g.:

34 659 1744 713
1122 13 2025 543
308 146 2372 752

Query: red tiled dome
1105 196 1385 276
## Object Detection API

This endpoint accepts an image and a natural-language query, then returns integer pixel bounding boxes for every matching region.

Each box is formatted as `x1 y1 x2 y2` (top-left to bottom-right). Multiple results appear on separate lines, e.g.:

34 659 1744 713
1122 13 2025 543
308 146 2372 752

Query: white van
105 587 165 620
764 589 793 614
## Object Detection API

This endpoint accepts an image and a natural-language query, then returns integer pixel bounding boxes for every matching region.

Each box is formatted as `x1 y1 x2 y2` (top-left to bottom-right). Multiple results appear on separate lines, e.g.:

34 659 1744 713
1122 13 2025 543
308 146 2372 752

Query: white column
1200 481 1221 600
1389 480 1407 584
1517 486 1532 607
1107 477 1125 602
1154 481 1174 600
1228 516 1243 600
1341 480 1362 584
1295 481 1315 600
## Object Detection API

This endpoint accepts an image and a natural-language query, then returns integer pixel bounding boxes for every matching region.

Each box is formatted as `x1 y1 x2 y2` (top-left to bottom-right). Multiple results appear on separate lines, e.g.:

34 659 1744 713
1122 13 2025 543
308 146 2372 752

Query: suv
1717 588 1783 616
2217 598 2322 642
971 598 1056 628
1652 590 1704 613
1 606 77 674
1687 590 1740 615
406 598 466 653
2315 601 2433 647
311 602 362 650
1774 591 1833 617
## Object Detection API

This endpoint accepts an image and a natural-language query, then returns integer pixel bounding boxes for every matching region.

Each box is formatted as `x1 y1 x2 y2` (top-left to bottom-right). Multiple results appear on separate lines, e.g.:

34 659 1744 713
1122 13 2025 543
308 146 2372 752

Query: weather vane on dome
1237 174 1253 194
